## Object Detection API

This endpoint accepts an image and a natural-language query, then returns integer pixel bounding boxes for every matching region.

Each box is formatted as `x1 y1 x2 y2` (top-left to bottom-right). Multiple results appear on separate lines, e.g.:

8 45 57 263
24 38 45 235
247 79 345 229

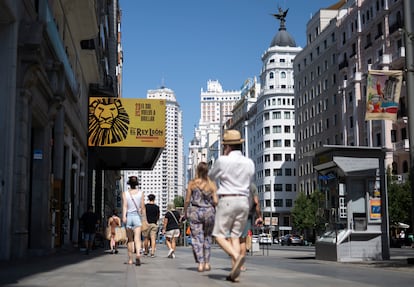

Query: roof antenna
161 76 165 89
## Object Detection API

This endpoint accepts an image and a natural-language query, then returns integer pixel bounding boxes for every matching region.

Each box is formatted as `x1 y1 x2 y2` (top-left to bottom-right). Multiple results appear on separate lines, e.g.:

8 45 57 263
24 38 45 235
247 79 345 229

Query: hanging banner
365 69 403 121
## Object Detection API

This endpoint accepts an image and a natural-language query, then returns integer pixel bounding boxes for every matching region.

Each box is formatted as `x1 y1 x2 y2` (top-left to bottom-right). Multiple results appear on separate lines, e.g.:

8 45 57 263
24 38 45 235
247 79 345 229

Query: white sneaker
172 251 176 259
167 249 173 258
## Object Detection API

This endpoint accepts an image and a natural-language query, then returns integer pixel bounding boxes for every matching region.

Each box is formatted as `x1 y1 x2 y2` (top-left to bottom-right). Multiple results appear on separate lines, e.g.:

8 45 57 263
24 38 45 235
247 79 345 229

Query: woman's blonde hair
167 202 175 211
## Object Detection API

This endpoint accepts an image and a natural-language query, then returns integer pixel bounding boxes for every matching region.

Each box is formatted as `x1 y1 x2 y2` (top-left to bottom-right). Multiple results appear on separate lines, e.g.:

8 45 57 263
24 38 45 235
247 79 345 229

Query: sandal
197 263 204 272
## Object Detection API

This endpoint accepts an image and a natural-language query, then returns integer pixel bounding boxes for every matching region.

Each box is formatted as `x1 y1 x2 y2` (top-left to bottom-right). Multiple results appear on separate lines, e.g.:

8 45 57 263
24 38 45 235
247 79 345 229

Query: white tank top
126 190 143 215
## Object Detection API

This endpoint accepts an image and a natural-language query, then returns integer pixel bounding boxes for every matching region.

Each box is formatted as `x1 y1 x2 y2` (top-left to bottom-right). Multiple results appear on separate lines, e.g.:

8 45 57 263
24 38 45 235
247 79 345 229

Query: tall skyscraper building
124 86 184 217
187 80 241 180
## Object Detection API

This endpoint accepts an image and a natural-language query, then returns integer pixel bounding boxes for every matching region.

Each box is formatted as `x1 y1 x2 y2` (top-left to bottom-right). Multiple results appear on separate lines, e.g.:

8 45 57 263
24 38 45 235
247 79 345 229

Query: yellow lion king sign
88 97 166 148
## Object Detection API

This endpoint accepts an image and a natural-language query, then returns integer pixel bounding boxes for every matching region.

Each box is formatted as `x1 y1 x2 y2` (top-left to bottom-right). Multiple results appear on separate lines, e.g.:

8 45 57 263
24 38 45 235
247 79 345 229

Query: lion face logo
88 98 130 146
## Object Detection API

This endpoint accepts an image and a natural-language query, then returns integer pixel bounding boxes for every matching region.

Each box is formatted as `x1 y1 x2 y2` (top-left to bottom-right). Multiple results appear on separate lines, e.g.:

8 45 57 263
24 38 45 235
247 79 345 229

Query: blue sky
120 0 336 153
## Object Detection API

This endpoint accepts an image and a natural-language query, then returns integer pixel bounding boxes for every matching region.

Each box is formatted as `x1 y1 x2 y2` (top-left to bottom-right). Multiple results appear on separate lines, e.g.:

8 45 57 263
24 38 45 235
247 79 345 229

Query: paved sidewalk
0 244 413 287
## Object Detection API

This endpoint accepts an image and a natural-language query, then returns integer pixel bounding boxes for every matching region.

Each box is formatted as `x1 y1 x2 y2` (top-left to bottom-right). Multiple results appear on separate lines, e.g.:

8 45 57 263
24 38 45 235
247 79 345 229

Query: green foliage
387 175 412 227
292 190 325 235
174 195 184 208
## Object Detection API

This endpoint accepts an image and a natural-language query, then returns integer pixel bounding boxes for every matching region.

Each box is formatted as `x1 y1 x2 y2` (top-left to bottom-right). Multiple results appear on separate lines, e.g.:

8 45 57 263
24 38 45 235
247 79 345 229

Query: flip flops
227 255 245 282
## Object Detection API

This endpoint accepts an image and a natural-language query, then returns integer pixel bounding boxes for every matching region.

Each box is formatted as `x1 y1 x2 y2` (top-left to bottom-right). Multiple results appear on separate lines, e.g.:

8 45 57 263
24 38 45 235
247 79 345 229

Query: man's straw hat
222 130 244 145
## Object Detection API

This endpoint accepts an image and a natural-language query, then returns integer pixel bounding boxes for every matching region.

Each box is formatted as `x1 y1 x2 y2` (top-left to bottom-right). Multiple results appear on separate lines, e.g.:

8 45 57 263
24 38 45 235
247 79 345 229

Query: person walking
122 176 145 266
184 161 218 272
80 205 100 255
142 194 160 257
208 129 255 282
239 183 263 271
108 209 121 254
162 202 181 259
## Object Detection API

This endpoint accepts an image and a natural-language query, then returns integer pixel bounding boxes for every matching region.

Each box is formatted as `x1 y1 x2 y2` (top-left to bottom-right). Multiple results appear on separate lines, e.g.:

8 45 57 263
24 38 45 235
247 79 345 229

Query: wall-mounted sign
88 97 166 148
369 198 381 220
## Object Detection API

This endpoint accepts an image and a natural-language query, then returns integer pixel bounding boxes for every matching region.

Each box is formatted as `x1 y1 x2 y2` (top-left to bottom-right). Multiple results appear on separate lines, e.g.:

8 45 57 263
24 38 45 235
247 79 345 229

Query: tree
387 174 412 228
174 195 184 208
291 190 325 242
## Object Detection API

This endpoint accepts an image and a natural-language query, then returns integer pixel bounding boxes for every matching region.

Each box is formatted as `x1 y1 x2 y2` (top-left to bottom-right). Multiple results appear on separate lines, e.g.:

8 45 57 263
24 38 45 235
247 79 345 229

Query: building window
402 127 407 139
285 154 292 161
284 126 291 133
273 111 281 119
264 127 270 134
264 154 271 162
264 112 270 120
275 184 283 192
274 139 282 147
286 199 293 207
285 139 291 147
274 125 282 133
285 168 292 176
391 130 396 142
284 111 290 119
275 199 283 207
274 154 282 161
274 169 282 176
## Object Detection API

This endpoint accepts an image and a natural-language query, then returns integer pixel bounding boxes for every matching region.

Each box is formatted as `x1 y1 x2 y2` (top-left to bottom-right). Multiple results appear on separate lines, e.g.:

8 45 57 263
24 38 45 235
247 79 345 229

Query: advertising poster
365 69 402 121
369 198 381 220
88 97 166 147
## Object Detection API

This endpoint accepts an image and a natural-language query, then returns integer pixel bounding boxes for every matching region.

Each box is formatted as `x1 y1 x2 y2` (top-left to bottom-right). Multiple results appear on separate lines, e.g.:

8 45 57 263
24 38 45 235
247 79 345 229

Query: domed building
249 7 301 237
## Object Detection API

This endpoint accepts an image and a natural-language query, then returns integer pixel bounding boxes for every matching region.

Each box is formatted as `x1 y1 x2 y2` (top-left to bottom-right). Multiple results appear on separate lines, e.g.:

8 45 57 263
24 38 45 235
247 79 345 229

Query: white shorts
212 196 249 238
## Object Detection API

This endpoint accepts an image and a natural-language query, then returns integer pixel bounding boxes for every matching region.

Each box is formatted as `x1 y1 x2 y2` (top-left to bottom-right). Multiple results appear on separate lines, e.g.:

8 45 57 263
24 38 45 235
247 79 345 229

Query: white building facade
249 11 301 234
187 80 241 180
295 0 408 198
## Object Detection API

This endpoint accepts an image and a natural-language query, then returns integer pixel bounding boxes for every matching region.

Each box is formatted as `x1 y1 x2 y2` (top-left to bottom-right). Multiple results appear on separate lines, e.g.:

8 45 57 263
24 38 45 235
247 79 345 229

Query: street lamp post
270 178 273 233
403 0 414 235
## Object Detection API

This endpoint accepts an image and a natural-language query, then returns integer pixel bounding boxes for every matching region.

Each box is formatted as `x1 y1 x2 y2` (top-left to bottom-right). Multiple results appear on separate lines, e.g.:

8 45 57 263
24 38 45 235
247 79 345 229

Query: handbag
114 227 127 243
105 226 112 240
129 190 149 231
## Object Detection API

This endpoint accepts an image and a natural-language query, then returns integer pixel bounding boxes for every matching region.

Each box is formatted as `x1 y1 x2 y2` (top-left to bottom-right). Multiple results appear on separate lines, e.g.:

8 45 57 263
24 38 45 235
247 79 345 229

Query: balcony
379 54 392 66
352 72 362 82
392 139 409 153
61 0 98 40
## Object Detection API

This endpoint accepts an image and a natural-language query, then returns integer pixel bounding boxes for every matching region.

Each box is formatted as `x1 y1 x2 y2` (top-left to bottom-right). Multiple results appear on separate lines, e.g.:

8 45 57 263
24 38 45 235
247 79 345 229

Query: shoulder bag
129 191 149 232
168 210 180 226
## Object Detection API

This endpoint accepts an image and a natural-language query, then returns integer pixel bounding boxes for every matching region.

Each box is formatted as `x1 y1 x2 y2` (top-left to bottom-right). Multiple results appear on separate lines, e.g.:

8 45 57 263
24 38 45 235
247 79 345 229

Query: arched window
281 72 286 78
269 72 274 79
403 161 409 173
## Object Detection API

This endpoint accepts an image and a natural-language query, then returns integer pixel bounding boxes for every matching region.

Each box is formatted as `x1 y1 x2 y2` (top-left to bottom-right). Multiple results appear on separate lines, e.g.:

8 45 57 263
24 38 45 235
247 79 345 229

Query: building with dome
248 8 302 235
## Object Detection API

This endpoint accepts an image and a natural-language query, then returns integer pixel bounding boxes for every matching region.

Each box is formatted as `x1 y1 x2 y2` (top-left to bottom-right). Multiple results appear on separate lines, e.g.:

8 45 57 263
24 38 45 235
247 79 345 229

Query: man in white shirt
209 130 255 282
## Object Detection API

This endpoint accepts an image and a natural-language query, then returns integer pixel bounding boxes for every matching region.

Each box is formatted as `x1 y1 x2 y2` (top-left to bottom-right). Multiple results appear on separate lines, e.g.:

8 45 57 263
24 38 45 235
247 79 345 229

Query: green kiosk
313 146 390 262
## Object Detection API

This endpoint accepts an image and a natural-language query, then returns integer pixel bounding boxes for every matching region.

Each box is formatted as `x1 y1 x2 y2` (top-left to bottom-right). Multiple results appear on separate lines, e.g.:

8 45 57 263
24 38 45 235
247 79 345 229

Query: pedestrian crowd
80 130 261 283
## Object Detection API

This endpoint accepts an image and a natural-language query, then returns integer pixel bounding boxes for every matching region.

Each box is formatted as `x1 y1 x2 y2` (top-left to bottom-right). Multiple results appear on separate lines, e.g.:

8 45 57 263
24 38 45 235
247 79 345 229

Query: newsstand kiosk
313 146 390 262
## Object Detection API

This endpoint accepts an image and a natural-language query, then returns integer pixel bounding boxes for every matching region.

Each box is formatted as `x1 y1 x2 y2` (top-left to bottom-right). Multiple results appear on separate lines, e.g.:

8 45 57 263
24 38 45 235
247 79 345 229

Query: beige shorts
212 196 249 238
165 229 180 238
142 223 158 239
